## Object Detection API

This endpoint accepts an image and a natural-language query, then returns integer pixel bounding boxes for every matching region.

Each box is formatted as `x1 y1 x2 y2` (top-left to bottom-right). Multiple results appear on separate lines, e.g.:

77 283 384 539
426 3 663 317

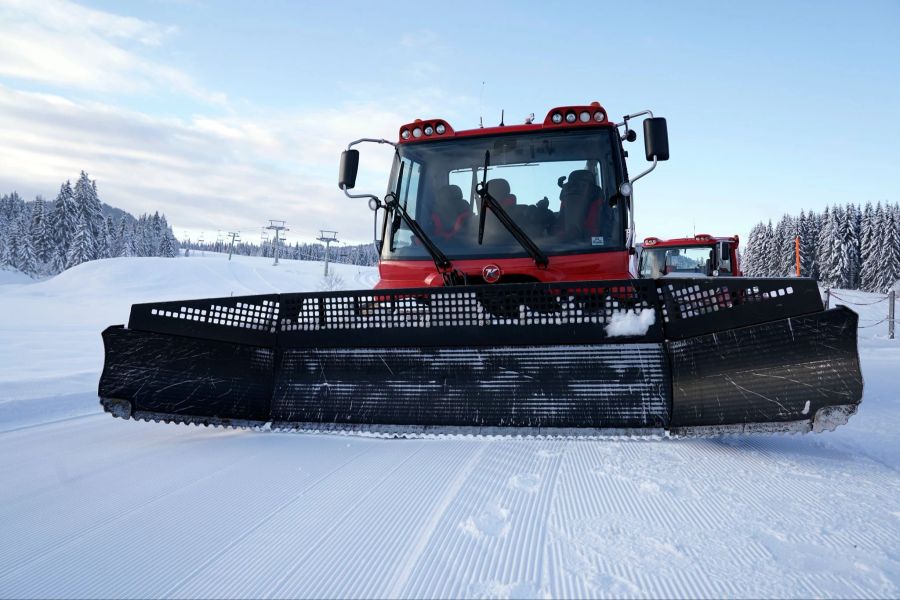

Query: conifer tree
816 207 835 286
743 222 767 276
73 172 105 259
65 213 95 269
882 205 900 292
50 181 77 273
30 195 51 270
16 213 37 275
859 202 880 291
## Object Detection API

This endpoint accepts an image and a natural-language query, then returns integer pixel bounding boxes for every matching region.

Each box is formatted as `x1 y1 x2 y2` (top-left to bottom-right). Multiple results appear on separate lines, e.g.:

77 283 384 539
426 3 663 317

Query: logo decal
482 264 502 283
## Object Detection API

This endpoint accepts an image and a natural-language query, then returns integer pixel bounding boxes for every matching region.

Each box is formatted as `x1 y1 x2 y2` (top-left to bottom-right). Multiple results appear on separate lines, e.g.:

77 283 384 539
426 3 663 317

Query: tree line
742 202 900 292
0 172 179 277
184 239 379 266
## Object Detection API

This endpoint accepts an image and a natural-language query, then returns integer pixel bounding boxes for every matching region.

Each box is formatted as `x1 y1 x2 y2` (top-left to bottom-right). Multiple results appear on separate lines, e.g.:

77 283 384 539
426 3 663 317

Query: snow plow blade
98 278 862 435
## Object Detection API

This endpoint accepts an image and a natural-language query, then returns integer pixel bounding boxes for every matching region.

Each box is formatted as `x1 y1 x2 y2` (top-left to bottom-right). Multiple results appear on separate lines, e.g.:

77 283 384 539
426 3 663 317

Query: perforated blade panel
657 278 824 339
128 280 664 348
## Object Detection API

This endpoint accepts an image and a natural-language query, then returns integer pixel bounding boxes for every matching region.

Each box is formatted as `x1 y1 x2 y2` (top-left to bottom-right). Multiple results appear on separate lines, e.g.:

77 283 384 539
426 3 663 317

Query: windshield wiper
385 159 456 276
474 150 549 268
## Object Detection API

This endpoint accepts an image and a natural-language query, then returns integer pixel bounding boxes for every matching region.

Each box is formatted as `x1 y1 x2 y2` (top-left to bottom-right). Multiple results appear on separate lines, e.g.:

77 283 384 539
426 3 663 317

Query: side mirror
338 149 360 190
643 117 669 161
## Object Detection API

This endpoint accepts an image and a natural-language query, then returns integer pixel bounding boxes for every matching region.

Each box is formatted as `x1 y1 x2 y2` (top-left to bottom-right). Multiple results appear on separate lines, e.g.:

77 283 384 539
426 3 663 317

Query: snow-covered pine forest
742 202 900 292
0 171 178 277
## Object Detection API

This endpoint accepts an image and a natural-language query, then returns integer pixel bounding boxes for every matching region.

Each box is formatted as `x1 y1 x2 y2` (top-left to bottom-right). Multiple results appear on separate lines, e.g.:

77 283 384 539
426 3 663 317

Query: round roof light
401 129 411 139
412 127 423 138
551 112 563 124
424 125 434 136
579 111 590 122
565 112 577 123
435 123 446 134
594 111 605 122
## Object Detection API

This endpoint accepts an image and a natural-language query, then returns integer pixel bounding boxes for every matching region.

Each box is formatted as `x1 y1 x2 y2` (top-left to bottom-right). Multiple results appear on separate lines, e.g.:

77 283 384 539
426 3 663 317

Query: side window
394 158 422 248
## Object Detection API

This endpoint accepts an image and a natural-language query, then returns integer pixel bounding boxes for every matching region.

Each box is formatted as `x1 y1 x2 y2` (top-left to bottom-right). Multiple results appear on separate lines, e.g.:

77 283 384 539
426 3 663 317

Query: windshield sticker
591 236 604 246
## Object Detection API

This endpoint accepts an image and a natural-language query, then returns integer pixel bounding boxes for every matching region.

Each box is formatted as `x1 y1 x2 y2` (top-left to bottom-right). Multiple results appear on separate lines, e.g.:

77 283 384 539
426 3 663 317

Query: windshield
639 246 714 278
381 128 623 261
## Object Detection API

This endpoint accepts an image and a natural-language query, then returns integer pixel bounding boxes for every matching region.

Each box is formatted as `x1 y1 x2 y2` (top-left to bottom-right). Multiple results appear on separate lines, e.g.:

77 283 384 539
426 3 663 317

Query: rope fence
824 288 896 339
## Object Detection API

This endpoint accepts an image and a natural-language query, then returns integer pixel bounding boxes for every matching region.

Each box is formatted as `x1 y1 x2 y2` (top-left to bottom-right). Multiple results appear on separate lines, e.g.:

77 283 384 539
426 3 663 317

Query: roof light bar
543 102 609 127
398 119 455 142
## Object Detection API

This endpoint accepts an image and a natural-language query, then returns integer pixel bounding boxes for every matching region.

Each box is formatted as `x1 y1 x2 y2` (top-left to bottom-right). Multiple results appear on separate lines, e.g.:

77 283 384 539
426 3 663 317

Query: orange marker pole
795 236 801 277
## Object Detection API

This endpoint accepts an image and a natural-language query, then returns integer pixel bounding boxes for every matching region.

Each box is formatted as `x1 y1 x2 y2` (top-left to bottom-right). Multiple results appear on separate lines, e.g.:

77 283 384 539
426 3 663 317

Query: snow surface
0 267 35 286
0 253 898 599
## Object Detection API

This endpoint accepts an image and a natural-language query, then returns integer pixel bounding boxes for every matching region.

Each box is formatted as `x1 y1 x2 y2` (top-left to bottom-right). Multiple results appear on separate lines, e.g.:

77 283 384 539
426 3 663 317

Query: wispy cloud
0 0 177 44
0 0 224 105
0 1 475 242
0 84 416 241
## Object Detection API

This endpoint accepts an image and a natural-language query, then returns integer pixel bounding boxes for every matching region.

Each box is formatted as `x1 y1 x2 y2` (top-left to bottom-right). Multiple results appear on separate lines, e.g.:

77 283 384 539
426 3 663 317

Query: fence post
890 290 896 340
824 288 830 309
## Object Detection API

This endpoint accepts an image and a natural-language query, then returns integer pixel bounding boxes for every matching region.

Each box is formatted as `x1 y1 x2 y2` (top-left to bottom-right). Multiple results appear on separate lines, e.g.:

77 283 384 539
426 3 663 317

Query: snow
0 267 34 286
605 308 656 337
0 253 898 598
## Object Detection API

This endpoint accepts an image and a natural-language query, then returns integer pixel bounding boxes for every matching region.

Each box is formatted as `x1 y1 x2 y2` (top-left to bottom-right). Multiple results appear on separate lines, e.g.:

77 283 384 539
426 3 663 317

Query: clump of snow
604 308 656 337
460 501 511 539
508 473 541 493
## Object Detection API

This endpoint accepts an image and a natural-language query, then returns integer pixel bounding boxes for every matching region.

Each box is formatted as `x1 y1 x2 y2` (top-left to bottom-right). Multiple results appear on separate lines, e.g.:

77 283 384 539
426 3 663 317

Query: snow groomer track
99 277 862 435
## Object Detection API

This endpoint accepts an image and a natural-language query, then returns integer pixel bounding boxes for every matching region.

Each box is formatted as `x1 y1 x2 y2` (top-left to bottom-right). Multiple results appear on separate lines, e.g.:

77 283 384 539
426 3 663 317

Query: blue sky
1 0 898 245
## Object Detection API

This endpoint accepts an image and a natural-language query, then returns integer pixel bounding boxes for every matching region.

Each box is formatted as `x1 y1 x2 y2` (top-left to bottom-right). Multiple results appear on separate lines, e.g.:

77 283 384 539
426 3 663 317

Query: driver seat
430 184 471 240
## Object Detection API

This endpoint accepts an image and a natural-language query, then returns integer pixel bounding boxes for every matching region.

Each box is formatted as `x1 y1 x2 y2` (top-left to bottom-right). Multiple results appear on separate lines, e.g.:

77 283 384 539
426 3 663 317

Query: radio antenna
479 81 485 128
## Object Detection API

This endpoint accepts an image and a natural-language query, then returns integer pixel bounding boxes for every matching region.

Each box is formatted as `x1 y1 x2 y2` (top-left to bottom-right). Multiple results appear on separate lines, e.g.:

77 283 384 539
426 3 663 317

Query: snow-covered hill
0 253 377 412
0 254 897 598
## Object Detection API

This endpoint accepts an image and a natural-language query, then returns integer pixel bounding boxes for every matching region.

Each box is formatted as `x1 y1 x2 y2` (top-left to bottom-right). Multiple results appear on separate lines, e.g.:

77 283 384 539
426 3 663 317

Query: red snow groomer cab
344 103 642 289
639 235 742 278
99 102 863 437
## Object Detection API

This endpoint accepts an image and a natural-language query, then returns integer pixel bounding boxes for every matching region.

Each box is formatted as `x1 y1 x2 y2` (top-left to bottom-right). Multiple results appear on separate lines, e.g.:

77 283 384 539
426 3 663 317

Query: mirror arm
346 137 396 151
616 109 654 140
340 138 397 203
628 156 658 185
342 187 380 203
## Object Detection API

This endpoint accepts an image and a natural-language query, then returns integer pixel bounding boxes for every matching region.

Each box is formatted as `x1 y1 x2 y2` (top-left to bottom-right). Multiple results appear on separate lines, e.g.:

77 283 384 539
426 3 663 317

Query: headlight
565 112 577 123
594 111 605 122
400 129 410 139
579 111 590 122
424 125 434 136
551 112 563 124
435 123 446 134
412 127 422 138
